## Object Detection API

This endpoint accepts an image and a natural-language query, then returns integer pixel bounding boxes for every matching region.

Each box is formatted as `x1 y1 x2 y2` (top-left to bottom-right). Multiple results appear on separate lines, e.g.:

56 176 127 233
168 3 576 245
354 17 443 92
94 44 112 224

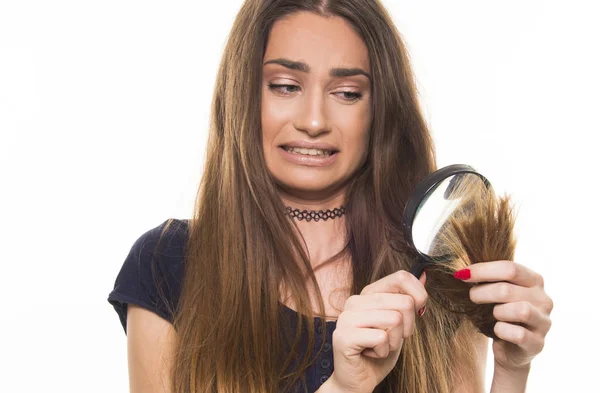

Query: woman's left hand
454 260 554 371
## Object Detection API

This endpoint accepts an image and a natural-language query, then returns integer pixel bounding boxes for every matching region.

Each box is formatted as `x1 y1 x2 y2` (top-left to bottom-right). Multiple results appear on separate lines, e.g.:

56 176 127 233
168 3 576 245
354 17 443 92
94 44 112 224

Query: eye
336 91 363 102
268 83 300 95
267 83 364 103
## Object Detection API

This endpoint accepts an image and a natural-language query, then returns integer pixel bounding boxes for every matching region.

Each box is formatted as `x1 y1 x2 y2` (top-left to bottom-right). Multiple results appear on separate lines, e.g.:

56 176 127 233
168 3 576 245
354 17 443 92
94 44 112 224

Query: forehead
264 11 370 73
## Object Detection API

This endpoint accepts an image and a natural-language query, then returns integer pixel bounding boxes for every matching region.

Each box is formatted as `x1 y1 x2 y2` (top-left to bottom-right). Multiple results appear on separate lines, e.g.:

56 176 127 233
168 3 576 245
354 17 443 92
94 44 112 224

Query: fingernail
418 306 426 317
454 269 471 280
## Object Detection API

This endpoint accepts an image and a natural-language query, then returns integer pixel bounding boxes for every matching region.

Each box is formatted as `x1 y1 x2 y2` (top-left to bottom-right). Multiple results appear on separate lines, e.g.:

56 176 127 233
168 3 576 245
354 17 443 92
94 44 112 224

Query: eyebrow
263 58 371 81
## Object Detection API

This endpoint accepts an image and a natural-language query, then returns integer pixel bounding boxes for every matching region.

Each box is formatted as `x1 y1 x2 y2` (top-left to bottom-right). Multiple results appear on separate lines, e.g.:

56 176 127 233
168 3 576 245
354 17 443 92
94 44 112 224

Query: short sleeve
107 218 189 334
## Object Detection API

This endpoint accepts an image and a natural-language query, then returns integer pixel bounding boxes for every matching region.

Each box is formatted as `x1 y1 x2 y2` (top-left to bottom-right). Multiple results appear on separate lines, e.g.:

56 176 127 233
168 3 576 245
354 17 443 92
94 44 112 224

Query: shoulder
126 217 189 286
133 218 189 262
134 217 189 249
108 218 190 333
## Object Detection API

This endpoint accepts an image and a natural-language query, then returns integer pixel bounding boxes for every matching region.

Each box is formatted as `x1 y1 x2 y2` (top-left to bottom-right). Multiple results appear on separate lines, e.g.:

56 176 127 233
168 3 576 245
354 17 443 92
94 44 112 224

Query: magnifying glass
403 164 492 278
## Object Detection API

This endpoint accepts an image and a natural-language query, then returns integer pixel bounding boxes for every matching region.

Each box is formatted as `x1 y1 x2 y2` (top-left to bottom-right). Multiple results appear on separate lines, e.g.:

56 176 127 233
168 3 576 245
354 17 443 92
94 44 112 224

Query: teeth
284 147 334 156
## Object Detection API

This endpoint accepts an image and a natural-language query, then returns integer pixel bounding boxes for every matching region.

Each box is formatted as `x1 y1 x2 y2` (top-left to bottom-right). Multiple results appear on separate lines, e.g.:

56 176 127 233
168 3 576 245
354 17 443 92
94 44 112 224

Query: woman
108 1 553 392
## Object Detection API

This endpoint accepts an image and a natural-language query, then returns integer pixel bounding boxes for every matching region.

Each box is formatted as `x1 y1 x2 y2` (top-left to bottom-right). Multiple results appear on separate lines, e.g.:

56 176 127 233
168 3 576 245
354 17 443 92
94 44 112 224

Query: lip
278 141 339 152
278 146 338 167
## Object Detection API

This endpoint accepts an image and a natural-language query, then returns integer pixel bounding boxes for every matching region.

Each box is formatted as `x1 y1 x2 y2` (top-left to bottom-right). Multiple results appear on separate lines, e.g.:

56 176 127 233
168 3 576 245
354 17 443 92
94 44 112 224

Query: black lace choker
285 206 346 222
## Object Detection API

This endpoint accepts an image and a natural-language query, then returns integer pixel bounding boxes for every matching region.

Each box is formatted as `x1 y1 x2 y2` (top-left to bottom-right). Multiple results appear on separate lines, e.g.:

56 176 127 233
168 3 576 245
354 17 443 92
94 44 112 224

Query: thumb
418 269 427 286
417 269 428 317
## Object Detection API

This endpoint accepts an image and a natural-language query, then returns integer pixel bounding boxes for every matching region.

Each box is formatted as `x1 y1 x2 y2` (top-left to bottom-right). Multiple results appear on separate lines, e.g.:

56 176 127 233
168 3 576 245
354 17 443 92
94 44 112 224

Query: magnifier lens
412 172 486 258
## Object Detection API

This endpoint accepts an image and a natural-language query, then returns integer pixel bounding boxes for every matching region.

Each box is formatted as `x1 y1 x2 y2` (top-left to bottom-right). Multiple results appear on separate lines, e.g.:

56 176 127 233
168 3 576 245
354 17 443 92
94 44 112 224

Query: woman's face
261 11 372 200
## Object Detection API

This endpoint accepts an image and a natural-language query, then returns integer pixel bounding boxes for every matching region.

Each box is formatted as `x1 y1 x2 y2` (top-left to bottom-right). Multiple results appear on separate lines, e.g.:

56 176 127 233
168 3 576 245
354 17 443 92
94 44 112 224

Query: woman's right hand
325 269 428 393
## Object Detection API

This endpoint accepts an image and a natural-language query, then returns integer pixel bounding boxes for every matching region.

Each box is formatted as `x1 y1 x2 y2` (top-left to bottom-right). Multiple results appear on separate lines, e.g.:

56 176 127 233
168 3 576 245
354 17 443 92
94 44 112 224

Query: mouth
279 145 339 157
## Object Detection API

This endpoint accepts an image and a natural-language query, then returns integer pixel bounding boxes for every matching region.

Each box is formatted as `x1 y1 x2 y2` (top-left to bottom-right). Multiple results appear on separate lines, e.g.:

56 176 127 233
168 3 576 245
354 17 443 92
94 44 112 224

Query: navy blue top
107 218 337 393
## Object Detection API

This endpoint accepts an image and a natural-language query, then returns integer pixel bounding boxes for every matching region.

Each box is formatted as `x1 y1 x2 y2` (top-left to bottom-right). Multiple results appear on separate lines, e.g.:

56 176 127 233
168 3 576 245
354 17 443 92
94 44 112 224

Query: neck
281 195 344 212
280 193 347 267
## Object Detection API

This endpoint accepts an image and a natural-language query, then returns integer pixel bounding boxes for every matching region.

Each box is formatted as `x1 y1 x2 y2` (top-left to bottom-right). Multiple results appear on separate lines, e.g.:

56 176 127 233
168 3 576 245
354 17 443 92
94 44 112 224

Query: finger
343 293 417 337
360 270 428 309
363 333 401 359
494 321 545 355
470 282 546 306
338 309 406 349
418 270 427 317
344 293 414 312
363 338 404 359
493 302 552 335
455 261 543 288
419 269 427 286
333 327 390 359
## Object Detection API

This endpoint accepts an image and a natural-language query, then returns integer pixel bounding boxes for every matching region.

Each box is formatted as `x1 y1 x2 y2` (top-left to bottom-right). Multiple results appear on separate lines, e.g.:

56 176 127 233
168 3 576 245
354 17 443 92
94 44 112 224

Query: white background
1 1 598 391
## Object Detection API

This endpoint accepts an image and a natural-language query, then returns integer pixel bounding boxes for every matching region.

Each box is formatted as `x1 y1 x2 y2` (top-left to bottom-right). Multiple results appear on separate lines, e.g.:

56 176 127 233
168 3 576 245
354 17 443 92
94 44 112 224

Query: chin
265 157 346 193
271 172 334 193
276 177 330 192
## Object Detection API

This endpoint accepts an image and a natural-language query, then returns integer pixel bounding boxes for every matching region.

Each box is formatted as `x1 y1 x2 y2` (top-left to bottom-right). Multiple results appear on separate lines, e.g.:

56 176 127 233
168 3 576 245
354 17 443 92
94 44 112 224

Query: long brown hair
426 175 517 340
161 1 485 392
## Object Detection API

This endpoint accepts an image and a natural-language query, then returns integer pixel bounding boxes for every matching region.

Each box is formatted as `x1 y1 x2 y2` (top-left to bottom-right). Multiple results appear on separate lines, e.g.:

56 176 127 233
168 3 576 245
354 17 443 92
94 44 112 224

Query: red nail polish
418 306 426 317
454 269 471 280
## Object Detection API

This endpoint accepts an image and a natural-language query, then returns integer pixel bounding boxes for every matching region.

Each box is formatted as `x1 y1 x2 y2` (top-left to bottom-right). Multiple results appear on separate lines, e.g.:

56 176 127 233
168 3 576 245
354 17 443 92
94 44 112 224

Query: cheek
261 98 276 156
261 92 287 149
261 95 293 179
352 131 370 169
339 107 371 163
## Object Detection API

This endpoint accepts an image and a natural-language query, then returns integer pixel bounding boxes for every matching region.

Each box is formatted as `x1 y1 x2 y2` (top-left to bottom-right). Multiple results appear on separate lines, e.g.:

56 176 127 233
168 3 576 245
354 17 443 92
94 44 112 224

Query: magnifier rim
403 164 491 271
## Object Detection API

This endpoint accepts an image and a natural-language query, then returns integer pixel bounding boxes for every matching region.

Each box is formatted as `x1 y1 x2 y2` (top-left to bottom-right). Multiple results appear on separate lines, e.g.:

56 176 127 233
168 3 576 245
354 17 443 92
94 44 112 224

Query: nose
293 89 331 137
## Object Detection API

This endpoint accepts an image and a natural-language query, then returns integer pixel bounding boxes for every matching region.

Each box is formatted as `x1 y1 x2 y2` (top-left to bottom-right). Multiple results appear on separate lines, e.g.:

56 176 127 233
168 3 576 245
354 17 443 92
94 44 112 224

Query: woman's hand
455 260 553 371
325 270 428 393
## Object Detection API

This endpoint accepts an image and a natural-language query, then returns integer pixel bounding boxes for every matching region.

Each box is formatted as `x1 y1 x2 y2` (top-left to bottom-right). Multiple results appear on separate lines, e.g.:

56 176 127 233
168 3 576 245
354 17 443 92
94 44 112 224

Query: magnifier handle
410 263 426 278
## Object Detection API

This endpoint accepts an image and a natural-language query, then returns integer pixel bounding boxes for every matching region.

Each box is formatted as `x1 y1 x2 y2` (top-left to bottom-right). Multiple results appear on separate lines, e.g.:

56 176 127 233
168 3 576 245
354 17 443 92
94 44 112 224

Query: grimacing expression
261 11 372 197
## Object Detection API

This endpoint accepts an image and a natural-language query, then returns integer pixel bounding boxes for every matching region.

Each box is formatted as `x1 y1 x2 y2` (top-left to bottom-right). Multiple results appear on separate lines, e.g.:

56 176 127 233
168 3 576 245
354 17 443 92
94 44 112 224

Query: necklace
285 205 346 222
